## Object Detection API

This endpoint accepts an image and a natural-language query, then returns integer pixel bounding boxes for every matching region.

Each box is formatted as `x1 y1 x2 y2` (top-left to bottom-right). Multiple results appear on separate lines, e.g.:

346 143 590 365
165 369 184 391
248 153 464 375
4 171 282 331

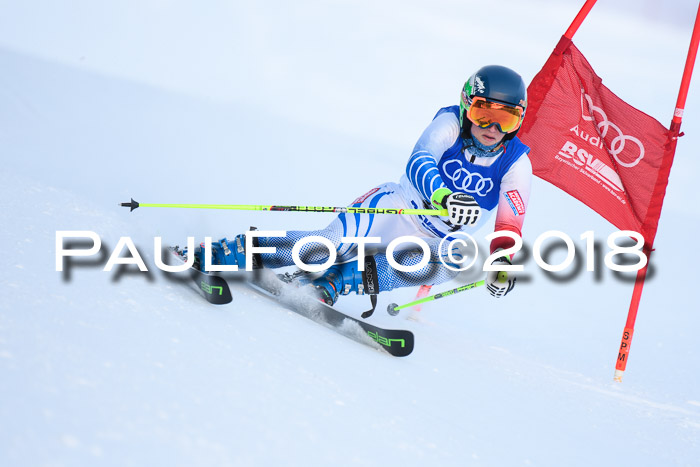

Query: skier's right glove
486 250 516 298
430 187 482 226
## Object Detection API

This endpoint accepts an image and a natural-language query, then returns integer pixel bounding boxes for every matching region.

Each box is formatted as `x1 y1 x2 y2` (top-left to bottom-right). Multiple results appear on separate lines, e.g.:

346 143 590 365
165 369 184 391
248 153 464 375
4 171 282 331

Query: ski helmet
460 65 527 139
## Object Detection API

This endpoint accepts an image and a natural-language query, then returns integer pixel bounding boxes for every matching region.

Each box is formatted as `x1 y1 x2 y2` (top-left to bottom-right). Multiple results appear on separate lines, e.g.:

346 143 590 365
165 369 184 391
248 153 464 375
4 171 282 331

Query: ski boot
295 257 380 315
279 262 362 305
310 262 363 305
188 232 262 273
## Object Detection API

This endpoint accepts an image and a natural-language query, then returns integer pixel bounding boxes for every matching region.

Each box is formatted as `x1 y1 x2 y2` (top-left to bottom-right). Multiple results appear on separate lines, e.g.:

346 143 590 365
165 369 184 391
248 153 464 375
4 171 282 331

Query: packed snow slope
1 1 699 466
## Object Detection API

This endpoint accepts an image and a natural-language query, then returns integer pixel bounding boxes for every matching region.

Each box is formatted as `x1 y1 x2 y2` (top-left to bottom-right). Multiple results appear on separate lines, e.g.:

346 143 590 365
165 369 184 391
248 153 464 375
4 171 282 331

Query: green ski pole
386 273 508 315
119 198 447 216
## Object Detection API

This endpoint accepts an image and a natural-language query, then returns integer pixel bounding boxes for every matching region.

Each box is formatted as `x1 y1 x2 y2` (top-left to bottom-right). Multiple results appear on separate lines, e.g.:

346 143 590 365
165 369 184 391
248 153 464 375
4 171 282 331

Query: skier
192 65 532 305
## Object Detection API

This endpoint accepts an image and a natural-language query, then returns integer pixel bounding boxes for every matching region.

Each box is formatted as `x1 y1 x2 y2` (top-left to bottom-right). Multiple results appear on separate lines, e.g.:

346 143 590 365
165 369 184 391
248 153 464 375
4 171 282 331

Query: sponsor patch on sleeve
504 190 526 216
352 187 380 205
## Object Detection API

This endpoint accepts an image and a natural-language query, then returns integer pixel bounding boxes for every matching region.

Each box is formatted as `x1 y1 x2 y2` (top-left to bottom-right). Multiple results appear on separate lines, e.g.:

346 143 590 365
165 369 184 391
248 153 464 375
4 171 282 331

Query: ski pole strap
361 256 380 319
388 280 486 314
361 295 378 320
119 198 448 217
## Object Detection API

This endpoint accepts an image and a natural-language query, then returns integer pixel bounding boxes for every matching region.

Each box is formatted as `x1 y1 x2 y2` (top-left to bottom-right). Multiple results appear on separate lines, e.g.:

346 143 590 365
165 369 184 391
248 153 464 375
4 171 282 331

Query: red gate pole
613 246 651 383
564 0 598 39
613 2 700 383
672 2 700 129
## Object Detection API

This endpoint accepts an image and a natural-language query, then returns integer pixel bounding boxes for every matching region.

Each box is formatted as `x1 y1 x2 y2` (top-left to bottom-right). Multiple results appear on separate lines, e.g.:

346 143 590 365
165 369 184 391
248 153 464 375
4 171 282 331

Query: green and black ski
167 247 414 356
189 267 233 305
248 269 414 357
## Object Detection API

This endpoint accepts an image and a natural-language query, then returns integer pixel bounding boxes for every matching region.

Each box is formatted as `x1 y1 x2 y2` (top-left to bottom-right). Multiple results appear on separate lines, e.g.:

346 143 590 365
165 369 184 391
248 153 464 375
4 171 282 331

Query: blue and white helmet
460 65 528 138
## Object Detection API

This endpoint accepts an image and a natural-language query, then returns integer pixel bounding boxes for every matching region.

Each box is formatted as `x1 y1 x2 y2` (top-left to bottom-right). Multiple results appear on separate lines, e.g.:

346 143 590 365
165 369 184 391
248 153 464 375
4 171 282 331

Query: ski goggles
465 95 525 134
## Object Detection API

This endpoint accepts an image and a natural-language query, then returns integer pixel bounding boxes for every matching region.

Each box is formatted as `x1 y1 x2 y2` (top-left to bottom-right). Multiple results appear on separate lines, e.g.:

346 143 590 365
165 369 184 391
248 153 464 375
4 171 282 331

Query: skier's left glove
430 187 482 226
486 249 516 298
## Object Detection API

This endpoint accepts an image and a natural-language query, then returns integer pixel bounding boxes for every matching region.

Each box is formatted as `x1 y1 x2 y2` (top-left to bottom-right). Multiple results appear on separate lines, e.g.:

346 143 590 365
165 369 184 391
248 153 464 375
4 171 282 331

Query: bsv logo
557 140 623 192
442 160 494 197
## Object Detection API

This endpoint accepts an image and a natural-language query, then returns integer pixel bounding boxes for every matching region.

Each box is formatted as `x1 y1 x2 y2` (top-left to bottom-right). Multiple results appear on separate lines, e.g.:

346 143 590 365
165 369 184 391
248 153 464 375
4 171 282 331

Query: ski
167 246 233 305
247 269 414 357
168 247 414 357
189 267 233 305
167 247 414 356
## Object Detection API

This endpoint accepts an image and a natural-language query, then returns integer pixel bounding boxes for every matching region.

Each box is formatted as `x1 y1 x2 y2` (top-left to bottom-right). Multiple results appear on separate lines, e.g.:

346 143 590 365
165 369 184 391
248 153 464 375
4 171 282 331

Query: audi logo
442 160 494 197
580 89 645 168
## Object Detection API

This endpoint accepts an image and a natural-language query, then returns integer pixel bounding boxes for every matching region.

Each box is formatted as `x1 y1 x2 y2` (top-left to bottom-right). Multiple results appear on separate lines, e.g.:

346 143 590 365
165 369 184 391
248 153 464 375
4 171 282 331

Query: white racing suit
256 105 532 292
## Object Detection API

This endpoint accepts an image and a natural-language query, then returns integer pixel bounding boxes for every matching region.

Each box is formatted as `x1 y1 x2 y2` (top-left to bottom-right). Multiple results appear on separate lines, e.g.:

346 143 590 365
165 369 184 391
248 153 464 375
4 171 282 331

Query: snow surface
1 1 699 466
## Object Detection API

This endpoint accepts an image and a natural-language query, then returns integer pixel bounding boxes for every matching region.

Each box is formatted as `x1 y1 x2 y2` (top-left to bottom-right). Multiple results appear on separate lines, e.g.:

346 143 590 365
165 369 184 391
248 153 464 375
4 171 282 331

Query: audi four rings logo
580 89 645 168
442 160 494 196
